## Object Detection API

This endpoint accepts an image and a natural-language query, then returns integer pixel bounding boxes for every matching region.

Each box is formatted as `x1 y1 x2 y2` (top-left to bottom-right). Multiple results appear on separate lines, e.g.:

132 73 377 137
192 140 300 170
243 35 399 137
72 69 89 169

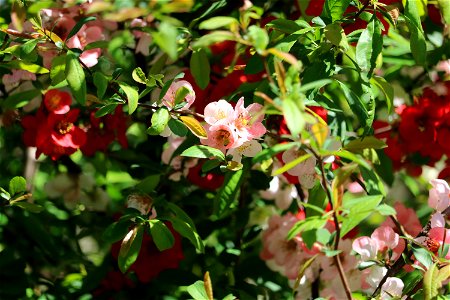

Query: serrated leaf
65 50 86 105
404 0 427 66
9 176 26 195
282 96 304 137
179 116 208 139
11 202 43 213
149 220 175 251
168 118 188 137
93 72 109 99
132 67 147 85
152 22 178 60
214 167 246 218
169 217 204 253
118 82 139 114
181 145 225 161
50 55 66 86
187 280 209 300
322 0 351 22
356 15 382 78
340 195 384 237
438 0 450 24
190 49 210 90
66 16 96 41
199 16 238 30
247 25 269 54
147 107 169 135
4 60 49 74
118 226 144 273
371 76 394 113
103 220 133 243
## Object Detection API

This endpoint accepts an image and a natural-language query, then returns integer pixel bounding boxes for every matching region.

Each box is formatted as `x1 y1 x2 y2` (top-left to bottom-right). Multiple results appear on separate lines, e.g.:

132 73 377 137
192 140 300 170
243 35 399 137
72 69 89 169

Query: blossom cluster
21 89 128 160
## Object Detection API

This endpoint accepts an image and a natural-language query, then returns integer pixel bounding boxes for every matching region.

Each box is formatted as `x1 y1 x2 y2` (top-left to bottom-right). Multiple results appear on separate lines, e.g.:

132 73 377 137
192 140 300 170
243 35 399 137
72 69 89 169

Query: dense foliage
0 0 449 299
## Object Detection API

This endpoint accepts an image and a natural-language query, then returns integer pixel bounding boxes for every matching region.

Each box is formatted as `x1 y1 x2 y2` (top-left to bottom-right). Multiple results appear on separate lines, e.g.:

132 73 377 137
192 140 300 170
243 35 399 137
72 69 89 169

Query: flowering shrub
0 0 449 299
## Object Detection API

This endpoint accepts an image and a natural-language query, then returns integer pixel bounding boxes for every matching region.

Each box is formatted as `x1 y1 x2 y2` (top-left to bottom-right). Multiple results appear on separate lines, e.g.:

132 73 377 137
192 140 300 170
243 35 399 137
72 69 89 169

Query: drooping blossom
380 277 404 300
428 179 450 212
162 80 196 111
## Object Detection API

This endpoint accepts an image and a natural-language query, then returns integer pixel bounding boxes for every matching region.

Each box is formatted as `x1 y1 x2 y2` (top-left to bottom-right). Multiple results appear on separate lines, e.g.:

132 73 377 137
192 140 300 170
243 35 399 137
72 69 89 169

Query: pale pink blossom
352 236 378 261
130 18 151 55
428 179 450 212
362 266 387 290
162 135 197 181
380 277 404 300
320 239 357 281
162 80 196 110
227 140 262 163
371 226 399 252
232 97 266 141
66 25 103 67
201 124 239 153
204 100 234 126
430 212 446 228
282 147 316 177
260 176 298 210
2 69 36 92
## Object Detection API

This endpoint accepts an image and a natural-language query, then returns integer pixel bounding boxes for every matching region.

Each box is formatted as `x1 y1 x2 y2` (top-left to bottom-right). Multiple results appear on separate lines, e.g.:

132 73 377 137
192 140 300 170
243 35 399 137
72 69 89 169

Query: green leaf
168 118 188 137
95 104 118 118
336 81 371 133
247 25 269 54
65 50 86 105
252 142 298 164
325 23 349 51
169 217 204 253
265 19 302 34
322 0 351 22
118 226 144 273
50 55 66 86
165 201 197 229
404 0 427 66
11 202 43 213
147 107 170 135
412 246 433 270
132 67 147 85
118 82 139 114
181 145 226 161
214 167 246 218
190 49 210 90
9 176 26 195
93 72 109 99
345 136 387 151
424 263 439 300
301 230 317 249
340 195 384 237
371 76 394 113
3 60 49 74
136 175 160 194
438 0 450 24
355 15 382 78
402 270 423 295
179 116 208 139
288 216 328 239
152 22 178 60
102 220 133 243
192 31 236 49
3 89 41 109
149 220 175 251
282 96 305 137
66 16 96 41
374 204 396 216
21 39 39 54
187 280 209 300
360 167 385 196
199 16 238 30
306 182 327 217
331 149 372 170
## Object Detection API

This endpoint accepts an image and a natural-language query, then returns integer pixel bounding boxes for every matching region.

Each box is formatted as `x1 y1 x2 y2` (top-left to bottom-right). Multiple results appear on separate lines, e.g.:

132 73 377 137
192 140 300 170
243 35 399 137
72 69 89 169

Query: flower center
56 121 73 135
218 130 231 146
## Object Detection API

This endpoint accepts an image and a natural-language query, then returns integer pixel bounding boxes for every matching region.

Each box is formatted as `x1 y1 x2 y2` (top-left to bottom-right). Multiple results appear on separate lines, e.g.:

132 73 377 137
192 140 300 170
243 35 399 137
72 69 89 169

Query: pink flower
2 69 36 92
66 25 104 68
201 124 238 153
371 226 399 252
204 100 234 125
162 80 196 110
352 236 378 261
381 277 404 300
428 179 450 212
233 97 266 141
227 140 262 163
382 202 422 237
320 239 357 281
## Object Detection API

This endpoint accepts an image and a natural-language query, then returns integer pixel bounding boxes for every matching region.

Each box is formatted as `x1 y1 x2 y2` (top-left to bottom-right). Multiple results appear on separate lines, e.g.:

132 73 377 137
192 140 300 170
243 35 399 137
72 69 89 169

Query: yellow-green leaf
180 116 208 139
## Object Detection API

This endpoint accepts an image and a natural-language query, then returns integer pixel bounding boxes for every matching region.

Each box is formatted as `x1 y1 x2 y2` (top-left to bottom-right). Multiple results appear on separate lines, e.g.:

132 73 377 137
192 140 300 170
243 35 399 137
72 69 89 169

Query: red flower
187 162 225 190
111 223 184 283
81 106 128 156
43 89 72 114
